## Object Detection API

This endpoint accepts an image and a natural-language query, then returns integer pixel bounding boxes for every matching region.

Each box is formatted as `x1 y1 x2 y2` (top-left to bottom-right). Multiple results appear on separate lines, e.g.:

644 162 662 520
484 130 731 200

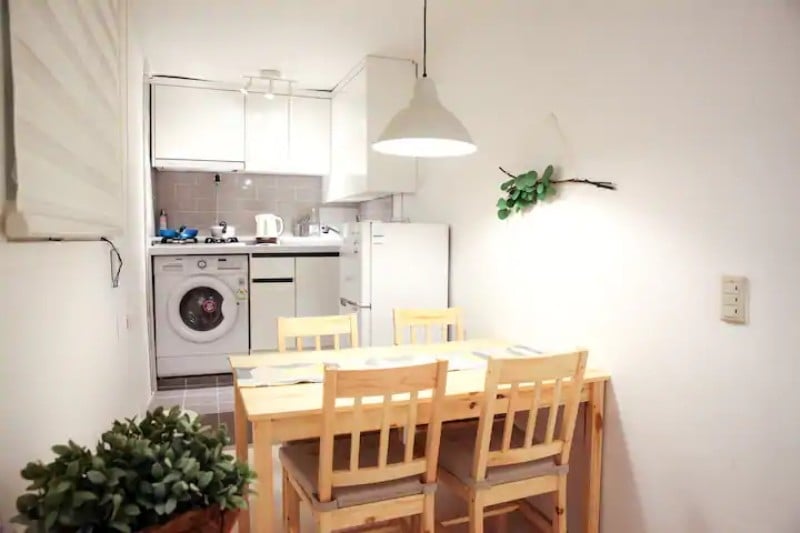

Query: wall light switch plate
721 275 747 324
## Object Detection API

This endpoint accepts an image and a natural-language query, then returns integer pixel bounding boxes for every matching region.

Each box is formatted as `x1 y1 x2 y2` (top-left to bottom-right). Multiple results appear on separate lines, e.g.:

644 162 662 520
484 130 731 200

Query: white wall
0 3 151 524
408 1 800 532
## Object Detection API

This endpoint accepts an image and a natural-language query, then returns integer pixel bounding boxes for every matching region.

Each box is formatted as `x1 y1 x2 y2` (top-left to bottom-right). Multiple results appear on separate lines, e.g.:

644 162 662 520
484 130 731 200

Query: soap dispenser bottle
158 209 168 233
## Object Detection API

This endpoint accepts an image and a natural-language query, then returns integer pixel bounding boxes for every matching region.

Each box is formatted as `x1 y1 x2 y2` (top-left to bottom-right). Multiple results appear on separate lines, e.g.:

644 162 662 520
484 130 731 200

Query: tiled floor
149 385 234 414
149 385 253 444
156 372 234 391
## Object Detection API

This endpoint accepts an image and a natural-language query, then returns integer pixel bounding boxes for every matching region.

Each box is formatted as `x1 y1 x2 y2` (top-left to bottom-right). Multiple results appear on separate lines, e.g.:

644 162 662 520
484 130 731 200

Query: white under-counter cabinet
151 84 245 171
249 256 296 352
325 56 416 202
295 255 339 317
245 95 331 176
249 253 340 351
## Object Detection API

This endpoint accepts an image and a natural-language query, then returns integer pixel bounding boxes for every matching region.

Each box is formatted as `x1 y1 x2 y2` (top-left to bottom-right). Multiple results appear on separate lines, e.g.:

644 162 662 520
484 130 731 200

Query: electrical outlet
721 275 747 324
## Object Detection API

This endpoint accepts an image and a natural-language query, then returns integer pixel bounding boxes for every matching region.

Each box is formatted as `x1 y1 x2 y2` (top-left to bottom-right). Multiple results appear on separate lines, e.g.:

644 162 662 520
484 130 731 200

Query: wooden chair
393 307 465 345
279 360 449 532
438 351 588 533
277 314 359 352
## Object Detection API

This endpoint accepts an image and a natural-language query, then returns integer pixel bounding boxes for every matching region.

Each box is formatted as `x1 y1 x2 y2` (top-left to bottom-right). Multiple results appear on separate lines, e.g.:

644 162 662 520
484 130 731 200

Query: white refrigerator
339 221 450 346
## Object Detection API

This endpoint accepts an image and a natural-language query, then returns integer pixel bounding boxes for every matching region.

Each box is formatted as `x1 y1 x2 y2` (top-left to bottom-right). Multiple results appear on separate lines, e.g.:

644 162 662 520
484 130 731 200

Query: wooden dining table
229 339 610 533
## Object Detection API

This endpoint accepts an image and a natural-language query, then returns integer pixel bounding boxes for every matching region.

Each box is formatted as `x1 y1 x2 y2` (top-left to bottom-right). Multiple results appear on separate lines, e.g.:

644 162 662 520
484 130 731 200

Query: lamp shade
372 77 476 158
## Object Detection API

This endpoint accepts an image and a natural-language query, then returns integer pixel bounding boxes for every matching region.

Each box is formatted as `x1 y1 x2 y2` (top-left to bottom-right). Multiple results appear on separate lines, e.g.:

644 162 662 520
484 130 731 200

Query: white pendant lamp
372 0 476 158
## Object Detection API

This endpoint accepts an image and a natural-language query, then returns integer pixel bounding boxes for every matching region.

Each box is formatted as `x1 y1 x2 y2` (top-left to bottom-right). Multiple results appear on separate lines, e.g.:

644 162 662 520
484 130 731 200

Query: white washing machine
154 255 249 377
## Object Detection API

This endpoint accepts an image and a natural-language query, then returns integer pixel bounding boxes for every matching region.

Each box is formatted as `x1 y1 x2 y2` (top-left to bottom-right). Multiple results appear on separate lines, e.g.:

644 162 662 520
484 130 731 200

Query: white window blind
6 0 124 239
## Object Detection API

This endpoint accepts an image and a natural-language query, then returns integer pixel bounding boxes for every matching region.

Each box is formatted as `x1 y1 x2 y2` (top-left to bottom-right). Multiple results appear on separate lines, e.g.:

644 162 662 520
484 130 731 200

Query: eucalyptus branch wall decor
496 165 617 220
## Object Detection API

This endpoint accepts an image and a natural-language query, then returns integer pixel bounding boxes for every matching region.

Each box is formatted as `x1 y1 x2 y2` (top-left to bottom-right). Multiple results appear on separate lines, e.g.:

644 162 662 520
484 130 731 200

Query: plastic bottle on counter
159 209 168 233
309 207 320 236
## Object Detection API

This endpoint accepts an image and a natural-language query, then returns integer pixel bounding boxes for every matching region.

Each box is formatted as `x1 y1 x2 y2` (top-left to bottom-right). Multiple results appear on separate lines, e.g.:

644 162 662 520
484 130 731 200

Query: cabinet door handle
252 277 294 283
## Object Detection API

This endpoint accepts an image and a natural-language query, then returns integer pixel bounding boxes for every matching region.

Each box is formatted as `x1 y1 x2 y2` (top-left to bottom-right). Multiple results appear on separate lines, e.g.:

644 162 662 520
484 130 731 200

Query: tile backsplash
154 171 321 235
359 196 393 222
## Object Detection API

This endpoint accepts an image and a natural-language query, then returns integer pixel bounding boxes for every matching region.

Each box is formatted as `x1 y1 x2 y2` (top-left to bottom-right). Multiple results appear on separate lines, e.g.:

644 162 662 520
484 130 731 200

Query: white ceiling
130 0 424 90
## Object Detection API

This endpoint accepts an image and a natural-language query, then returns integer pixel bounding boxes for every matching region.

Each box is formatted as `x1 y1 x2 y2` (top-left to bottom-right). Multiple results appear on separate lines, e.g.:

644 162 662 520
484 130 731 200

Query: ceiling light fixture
372 0 476 158
264 79 275 100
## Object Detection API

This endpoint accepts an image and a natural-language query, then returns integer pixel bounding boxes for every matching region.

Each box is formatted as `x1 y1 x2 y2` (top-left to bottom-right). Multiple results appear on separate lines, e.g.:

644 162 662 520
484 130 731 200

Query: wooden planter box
141 506 239 533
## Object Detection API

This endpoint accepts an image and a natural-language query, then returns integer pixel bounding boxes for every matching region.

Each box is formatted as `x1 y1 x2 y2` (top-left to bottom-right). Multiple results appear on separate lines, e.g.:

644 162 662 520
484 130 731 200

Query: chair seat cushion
279 431 426 510
439 420 568 489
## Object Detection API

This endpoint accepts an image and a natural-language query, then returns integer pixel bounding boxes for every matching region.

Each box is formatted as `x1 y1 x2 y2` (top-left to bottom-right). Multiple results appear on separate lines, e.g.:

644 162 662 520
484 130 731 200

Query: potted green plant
13 406 254 532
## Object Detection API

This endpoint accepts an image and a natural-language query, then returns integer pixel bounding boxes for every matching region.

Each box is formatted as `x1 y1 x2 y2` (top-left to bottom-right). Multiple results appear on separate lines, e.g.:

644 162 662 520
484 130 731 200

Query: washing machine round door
167 275 239 343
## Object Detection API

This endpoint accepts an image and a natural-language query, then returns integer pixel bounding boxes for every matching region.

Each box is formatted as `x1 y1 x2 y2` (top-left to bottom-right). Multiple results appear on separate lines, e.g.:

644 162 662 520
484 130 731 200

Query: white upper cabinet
152 84 245 171
246 95 330 176
325 56 417 203
245 94 291 174
289 97 331 176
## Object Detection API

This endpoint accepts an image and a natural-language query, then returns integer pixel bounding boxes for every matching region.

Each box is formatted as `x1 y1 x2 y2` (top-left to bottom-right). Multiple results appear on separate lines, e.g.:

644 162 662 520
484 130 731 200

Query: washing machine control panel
154 255 249 275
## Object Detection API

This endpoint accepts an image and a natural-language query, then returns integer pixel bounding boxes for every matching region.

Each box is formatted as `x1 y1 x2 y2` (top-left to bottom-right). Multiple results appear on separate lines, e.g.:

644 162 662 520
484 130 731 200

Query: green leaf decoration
45 510 57 530
86 470 107 484
497 164 557 218
139 480 153 494
162 472 181 484
151 463 164 480
112 493 122 519
198 471 214 489
172 480 189 496
66 461 80 478
229 495 246 509
523 170 538 187
153 482 166 500
52 445 70 456
14 407 254 531
16 493 39 514
122 504 141 516
73 491 98 506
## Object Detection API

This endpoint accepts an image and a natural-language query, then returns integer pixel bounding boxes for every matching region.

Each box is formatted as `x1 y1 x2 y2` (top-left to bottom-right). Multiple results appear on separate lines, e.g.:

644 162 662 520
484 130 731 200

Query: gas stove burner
204 236 239 244
160 237 199 244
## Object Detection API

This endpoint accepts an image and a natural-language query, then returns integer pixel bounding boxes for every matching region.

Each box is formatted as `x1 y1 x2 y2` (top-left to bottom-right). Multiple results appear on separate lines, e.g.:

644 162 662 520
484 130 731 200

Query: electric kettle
255 214 284 240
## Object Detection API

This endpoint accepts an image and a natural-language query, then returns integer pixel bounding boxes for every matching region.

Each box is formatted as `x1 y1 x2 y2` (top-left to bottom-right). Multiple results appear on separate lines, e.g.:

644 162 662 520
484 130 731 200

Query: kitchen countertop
147 235 341 256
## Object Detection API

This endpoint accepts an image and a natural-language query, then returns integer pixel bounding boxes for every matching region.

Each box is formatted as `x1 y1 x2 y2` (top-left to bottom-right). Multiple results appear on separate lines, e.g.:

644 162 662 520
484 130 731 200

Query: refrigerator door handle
340 297 371 310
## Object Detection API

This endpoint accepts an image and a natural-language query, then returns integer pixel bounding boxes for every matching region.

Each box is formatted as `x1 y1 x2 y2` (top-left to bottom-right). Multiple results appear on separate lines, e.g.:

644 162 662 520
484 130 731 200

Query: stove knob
197 259 207 269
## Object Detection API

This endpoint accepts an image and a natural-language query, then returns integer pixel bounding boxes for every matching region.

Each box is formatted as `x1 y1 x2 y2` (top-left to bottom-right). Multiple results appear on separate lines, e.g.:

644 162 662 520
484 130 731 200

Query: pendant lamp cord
422 0 428 77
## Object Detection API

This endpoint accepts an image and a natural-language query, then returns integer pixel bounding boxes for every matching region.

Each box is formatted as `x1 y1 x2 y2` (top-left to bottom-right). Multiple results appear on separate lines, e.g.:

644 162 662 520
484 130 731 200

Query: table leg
253 420 275 533
585 381 606 533
234 384 251 533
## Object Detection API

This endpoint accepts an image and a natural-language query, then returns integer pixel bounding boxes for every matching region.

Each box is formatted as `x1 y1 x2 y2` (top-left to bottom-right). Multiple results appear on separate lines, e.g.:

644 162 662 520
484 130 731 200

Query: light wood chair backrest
318 360 449 503
393 307 465 345
472 351 588 482
277 314 359 352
